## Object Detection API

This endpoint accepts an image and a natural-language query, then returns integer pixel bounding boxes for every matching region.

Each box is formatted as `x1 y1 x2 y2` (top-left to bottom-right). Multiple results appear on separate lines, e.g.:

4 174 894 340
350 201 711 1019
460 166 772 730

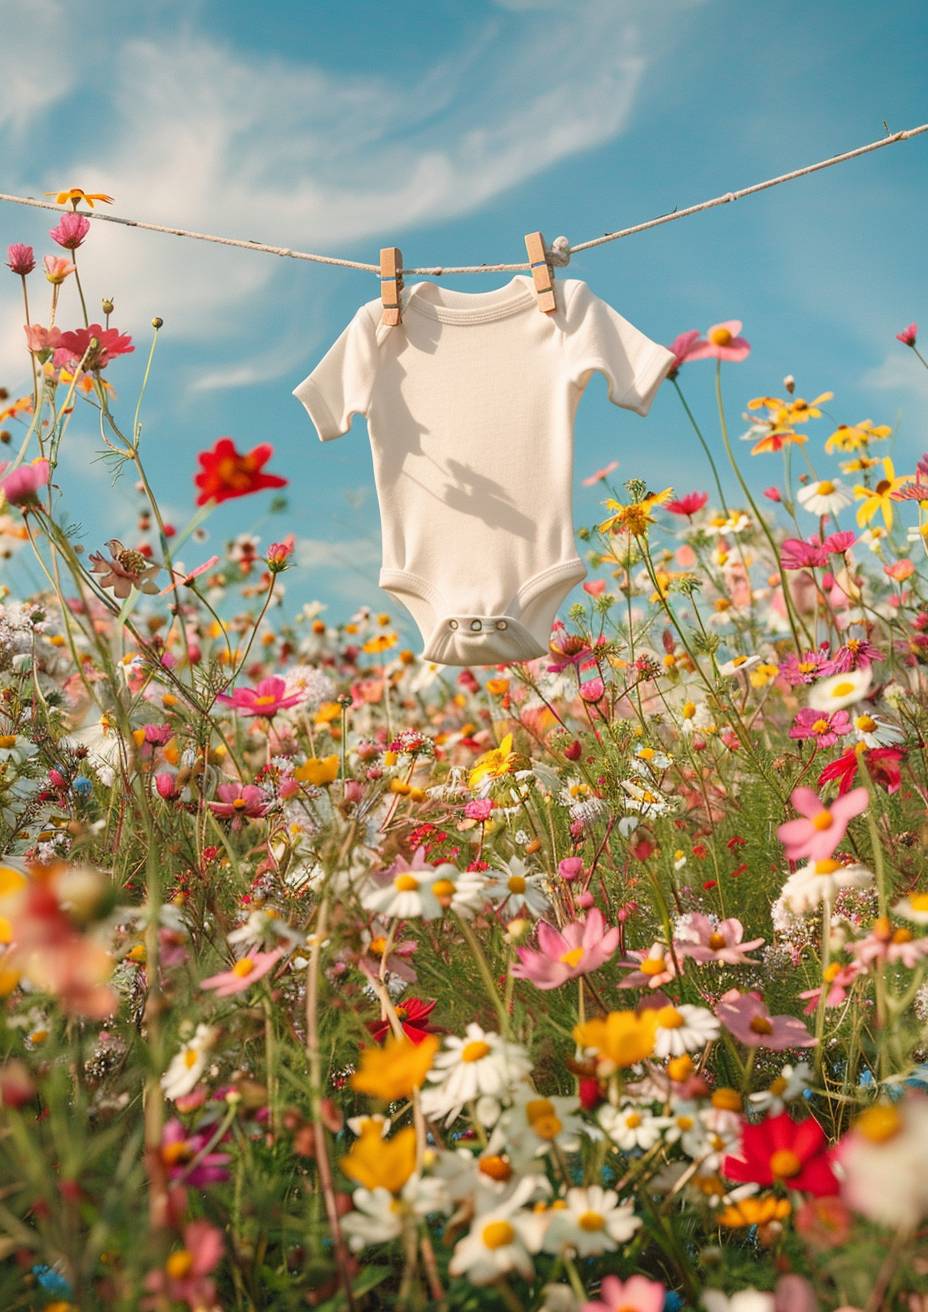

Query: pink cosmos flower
0 459 50 505
53 323 134 371
777 785 869 863
665 329 708 378
208 782 271 828
201 947 284 997
216 675 303 718
579 677 605 703
511 908 620 989
665 490 709 518
583 1275 666 1312
818 639 883 675
23 324 63 355
160 1118 230 1186
716 989 816 1049
619 942 678 990
142 1219 223 1310
896 322 918 347
851 929 928 971
798 963 862 1014
789 708 852 748
6 244 35 275
464 798 494 822
674 913 764 965
779 647 831 686
43 255 76 284
266 537 295 572
688 320 751 363
582 459 619 487
49 211 91 250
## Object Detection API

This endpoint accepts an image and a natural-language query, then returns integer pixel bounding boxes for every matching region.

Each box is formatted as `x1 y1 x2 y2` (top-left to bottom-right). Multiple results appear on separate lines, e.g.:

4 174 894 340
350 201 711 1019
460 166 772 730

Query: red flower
723 1111 838 1196
665 491 709 518
194 438 288 507
366 997 437 1045
818 745 904 796
53 323 134 371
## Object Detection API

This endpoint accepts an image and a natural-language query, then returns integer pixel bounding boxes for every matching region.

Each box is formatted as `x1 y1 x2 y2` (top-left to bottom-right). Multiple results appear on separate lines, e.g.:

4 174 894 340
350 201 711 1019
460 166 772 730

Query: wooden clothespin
524 231 557 314
380 247 403 326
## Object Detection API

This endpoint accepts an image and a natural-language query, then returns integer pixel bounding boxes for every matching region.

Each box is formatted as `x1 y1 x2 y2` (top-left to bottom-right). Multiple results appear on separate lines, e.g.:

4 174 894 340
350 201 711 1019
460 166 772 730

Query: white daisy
747 1062 813 1115
797 479 853 516
718 653 762 678
160 1023 217 1100
852 711 904 748
448 1177 541 1285
780 858 874 913
542 1185 641 1256
807 668 873 711
598 1102 670 1152
484 858 551 918
486 1089 586 1170
703 1288 775 1312
663 1101 712 1158
421 1025 532 1123
360 864 452 921
620 779 674 816
892 892 928 926
652 1003 721 1058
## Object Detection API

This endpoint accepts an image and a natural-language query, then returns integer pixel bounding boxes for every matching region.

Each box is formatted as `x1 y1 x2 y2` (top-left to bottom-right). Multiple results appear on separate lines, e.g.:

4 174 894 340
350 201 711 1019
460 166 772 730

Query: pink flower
781 536 829 570
511 908 619 989
581 459 619 487
6 244 35 275
266 536 295 572
208 782 271 828
50 211 91 250
777 785 868 863
583 1274 666 1312
619 942 678 990
464 798 494 822
216 675 303 718
157 554 221 595
674 913 764 965
24 323 63 355
896 322 918 347
160 1118 230 1186
43 255 76 284
665 490 709 518
53 323 134 371
142 1219 223 1310
579 677 605 703
688 320 751 363
851 929 928 971
716 988 816 1049
0 458 50 505
798 963 861 1013
789 708 852 748
665 329 708 378
764 486 782 502
201 947 284 997
779 646 831 686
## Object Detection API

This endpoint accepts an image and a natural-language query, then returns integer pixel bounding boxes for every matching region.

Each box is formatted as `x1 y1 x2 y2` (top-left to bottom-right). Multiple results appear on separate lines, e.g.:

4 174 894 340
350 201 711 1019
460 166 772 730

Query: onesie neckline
403 274 537 325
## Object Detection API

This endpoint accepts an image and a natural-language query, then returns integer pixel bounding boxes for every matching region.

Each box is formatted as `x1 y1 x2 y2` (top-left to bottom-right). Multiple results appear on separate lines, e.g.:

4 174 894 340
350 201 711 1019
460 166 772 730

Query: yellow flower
718 1193 792 1229
350 1033 439 1102
853 458 913 530
340 1123 416 1193
573 1009 659 1068
44 187 115 208
598 487 672 537
826 419 892 454
468 732 517 790
839 454 881 475
294 754 340 786
363 632 398 654
749 662 780 689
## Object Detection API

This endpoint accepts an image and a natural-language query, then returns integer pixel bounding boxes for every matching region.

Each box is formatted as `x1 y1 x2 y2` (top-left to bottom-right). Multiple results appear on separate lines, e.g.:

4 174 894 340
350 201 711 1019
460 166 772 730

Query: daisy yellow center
183 1048 199 1068
482 1220 514 1250
578 1210 605 1231
769 1075 789 1095
559 946 585 968
855 1104 902 1143
432 879 455 898
712 1088 742 1112
461 1040 491 1063
708 932 726 949
656 1005 684 1029
508 875 526 894
166 1250 193 1279
855 715 876 732
817 480 835 495
0 735 16 748
749 1015 773 1035
676 1115 694 1130
478 1155 512 1181
892 928 913 944
813 859 841 875
731 655 748 667
769 1149 802 1179
812 810 834 831
640 955 666 976
811 718 830 735
525 1098 563 1140
624 1111 642 1128
829 681 856 697
909 893 928 911
232 958 255 977
638 748 655 761
394 874 418 892
369 936 387 955
709 326 733 346
682 701 696 719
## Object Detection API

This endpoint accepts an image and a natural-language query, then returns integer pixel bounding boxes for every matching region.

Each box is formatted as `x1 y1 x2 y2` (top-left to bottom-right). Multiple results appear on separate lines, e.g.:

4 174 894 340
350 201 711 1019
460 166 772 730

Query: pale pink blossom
201 947 284 997
717 989 816 1049
674 913 764 965
776 785 869 863
511 908 619 990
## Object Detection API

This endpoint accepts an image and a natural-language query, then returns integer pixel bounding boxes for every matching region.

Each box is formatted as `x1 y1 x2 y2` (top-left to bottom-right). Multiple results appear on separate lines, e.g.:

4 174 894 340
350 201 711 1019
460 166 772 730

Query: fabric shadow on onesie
292 275 676 668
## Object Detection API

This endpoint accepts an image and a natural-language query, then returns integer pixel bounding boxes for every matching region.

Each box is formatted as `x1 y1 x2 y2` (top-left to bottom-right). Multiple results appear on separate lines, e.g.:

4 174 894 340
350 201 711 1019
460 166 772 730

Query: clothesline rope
0 123 925 276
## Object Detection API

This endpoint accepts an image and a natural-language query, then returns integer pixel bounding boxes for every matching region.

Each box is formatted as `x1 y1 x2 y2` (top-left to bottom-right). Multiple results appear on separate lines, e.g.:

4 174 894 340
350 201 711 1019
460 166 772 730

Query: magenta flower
781 536 829 570
674 913 764 965
665 329 708 379
716 988 816 1049
896 322 918 347
49 211 91 250
688 320 751 363
511 908 619 990
6 244 35 275
53 323 134 372
583 1275 666 1312
201 947 284 997
776 784 869 864
24 324 63 355
665 490 709 518
216 675 303 718
208 782 271 828
779 646 830 687
619 942 678 990
464 798 494 822
160 1118 230 1185
798 963 861 1014
818 639 883 675
0 459 50 506
789 708 852 748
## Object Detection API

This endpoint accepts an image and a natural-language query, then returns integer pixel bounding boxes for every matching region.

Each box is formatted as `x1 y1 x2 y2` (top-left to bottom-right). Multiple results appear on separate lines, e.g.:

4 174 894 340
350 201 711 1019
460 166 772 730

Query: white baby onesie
292 275 675 667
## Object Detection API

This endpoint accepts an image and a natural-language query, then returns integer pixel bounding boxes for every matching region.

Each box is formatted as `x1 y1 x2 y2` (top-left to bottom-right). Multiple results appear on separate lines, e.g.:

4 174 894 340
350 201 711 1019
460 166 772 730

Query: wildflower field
2 199 928 1312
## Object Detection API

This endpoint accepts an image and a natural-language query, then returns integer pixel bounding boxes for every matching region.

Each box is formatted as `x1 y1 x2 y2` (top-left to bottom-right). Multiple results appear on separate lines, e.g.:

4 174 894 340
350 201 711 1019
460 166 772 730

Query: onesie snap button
495 619 508 630
448 619 459 630
470 619 483 631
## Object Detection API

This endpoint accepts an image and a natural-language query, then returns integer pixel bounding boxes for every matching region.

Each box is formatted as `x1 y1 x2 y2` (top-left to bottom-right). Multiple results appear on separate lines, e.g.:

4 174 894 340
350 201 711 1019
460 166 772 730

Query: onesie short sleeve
564 281 676 417
292 304 378 441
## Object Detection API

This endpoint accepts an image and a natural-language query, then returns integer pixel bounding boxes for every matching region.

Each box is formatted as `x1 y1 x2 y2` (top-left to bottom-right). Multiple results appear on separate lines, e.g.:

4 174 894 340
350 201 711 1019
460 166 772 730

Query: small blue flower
32 1264 72 1296
664 1292 684 1312
72 775 93 797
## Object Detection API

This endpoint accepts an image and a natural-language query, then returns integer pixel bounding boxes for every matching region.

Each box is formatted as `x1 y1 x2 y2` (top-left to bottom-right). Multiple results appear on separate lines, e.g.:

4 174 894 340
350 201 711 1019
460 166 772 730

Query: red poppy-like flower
53 323 134 371
665 491 709 518
818 745 904 796
194 437 288 507
367 997 437 1045
723 1111 839 1196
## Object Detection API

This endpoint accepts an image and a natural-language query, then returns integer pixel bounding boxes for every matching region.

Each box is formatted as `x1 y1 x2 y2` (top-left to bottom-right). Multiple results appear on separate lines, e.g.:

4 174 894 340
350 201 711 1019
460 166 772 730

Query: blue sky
1 0 926 638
